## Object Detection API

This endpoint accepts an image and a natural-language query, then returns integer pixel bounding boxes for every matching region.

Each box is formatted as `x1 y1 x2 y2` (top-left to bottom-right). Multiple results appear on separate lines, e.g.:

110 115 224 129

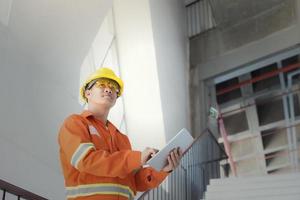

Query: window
207 46 300 175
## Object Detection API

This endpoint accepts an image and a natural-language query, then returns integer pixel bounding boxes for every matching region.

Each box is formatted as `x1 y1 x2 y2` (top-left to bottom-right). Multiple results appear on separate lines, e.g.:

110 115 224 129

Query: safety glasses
94 78 120 94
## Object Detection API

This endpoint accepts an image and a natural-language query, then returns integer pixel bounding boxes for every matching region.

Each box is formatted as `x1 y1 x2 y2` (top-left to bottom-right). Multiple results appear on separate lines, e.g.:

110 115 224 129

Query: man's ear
85 90 91 99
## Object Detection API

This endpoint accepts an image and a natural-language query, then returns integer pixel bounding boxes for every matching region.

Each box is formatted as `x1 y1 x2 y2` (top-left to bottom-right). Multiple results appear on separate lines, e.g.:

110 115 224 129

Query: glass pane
216 77 242 104
251 63 280 93
256 97 284 125
265 149 289 168
223 111 249 135
231 138 255 157
282 55 300 85
236 158 261 176
261 128 288 151
291 94 300 117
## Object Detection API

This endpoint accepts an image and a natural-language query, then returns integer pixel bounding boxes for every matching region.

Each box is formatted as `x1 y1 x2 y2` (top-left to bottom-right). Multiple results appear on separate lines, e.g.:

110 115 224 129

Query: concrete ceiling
208 0 293 28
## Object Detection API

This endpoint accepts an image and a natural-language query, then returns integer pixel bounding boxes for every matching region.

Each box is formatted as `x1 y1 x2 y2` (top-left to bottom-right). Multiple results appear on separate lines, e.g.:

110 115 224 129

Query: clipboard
146 128 194 171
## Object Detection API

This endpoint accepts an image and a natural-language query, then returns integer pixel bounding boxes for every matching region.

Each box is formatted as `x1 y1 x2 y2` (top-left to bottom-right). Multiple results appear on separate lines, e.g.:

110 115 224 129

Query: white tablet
146 128 194 171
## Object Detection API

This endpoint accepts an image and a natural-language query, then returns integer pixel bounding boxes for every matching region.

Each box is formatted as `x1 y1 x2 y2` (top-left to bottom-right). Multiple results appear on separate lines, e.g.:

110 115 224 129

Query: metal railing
137 129 228 200
0 179 47 200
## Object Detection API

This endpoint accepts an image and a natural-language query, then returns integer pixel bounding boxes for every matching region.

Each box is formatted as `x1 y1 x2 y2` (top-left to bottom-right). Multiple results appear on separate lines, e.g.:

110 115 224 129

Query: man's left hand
162 147 182 173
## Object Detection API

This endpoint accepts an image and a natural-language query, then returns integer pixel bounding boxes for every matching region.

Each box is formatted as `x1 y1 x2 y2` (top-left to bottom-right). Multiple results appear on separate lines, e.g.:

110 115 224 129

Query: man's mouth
103 95 112 99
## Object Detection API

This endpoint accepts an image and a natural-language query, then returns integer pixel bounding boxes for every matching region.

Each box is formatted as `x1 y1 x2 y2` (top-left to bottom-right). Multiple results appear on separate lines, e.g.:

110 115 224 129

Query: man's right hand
141 147 158 165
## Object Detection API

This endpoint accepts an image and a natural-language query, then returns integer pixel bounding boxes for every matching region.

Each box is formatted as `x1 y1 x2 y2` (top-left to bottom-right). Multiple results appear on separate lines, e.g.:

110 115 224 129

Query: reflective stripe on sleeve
66 183 134 200
71 143 95 169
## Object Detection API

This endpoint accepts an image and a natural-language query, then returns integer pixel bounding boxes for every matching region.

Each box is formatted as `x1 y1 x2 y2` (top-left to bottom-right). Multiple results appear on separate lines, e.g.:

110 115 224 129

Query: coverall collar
81 110 117 132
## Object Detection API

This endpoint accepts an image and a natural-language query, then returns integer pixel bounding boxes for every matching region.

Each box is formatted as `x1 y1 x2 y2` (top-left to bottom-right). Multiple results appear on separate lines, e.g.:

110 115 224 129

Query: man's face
85 79 119 108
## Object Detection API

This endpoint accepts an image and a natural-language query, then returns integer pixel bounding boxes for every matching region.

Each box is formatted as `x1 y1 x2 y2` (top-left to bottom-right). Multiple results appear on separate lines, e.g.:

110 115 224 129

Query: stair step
209 172 300 185
205 193 300 200
206 178 300 191
205 186 300 199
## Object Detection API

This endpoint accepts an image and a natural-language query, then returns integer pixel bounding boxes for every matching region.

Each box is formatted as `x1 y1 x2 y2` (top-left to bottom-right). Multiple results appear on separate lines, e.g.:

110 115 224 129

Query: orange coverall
58 111 168 200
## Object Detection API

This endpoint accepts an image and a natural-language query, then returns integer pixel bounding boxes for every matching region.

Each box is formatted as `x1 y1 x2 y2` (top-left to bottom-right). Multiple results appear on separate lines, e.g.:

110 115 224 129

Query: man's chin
97 99 115 108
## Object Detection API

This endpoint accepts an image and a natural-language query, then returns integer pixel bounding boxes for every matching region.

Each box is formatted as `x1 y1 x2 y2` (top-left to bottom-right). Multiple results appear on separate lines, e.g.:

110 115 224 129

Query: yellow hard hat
80 67 124 102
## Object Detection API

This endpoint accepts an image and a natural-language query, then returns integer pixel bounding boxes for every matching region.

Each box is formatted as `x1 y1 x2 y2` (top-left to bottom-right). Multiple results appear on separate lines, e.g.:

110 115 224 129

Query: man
58 67 182 200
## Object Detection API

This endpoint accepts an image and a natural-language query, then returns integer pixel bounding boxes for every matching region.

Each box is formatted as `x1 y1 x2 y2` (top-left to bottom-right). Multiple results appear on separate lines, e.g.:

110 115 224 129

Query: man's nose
104 87 112 94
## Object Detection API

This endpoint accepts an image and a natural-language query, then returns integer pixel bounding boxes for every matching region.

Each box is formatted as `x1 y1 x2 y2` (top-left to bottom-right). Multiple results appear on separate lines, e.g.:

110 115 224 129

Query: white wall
149 0 190 141
0 1 112 199
113 0 189 150
79 9 127 133
113 0 166 150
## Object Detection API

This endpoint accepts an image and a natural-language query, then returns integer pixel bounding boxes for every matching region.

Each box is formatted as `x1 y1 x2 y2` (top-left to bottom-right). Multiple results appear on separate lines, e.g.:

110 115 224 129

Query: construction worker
58 67 182 200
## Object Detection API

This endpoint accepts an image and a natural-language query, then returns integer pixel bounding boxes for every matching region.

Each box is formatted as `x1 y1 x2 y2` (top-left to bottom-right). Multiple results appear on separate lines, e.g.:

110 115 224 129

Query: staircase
203 172 300 200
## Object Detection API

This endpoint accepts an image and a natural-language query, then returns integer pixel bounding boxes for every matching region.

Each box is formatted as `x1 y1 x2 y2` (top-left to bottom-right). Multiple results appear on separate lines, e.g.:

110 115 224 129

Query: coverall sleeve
58 115 142 178
134 167 169 191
